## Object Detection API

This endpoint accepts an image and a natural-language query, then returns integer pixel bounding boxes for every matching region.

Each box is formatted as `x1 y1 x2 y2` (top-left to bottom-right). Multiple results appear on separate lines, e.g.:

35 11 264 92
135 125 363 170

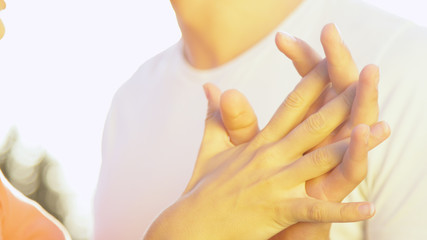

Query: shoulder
328 0 427 97
332 0 419 65
112 40 184 107
379 23 427 75
102 41 185 148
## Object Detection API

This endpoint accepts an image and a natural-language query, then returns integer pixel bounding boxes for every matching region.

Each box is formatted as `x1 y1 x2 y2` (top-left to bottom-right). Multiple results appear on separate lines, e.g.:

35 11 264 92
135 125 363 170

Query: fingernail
278 32 297 42
358 203 375 217
371 122 391 138
383 122 390 135
375 67 380 86
203 84 210 100
332 23 343 42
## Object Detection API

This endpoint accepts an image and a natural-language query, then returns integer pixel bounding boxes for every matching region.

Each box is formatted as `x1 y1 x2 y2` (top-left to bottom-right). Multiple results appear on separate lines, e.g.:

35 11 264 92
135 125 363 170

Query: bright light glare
0 0 425 238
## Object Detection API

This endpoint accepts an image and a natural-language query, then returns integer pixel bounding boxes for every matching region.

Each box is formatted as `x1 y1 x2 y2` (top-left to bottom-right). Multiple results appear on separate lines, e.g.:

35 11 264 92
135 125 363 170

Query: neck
171 0 303 69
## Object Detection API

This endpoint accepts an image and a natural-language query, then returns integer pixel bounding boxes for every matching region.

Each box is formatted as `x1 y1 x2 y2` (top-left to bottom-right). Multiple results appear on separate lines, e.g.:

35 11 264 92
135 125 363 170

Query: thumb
220 89 259 145
184 84 232 193
204 83 221 120
198 83 231 159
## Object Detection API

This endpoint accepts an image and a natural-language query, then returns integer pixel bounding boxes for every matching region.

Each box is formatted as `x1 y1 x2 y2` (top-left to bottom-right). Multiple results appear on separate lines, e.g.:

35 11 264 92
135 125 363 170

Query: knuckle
304 112 326 134
342 86 356 109
307 203 325 222
272 203 288 226
251 145 285 171
311 61 328 78
249 129 278 149
283 90 305 109
254 147 278 165
339 205 348 220
310 148 332 168
260 177 277 195
345 168 368 185
251 130 272 147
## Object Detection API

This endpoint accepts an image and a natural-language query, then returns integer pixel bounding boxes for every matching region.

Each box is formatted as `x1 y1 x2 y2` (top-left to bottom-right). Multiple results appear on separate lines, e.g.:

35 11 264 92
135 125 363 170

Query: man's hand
217 24 390 239
144 59 380 239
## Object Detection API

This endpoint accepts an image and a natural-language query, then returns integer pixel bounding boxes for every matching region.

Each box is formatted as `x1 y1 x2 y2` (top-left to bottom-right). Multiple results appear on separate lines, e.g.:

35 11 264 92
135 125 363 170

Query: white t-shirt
94 0 427 239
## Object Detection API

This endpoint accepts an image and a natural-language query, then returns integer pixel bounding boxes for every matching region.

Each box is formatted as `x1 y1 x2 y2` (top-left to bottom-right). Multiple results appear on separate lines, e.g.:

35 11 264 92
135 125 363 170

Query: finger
350 64 380 126
275 32 322 77
274 83 357 157
275 31 330 121
321 23 359 93
317 122 390 202
203 83 221 119
367 121 391 149
286 199 375 224
330 65 380 143
327 124 370 201
274 140 349 188
303 84 335 120
186 84 232 193
220 89 259 145
199 83 231 158
252 61 330 146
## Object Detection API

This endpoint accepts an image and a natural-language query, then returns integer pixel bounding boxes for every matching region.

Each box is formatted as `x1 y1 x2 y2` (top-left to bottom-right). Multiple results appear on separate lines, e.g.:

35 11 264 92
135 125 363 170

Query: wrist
144 200 189 239
144 194 209 240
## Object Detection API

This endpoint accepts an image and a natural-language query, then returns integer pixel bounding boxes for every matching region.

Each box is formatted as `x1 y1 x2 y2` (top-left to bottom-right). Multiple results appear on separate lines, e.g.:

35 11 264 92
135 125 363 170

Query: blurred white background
0 0 425 238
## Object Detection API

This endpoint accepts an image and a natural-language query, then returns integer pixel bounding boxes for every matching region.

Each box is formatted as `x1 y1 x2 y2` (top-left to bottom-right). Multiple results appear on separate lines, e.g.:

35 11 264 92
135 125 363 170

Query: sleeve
92 76 168 240
92 86 136 240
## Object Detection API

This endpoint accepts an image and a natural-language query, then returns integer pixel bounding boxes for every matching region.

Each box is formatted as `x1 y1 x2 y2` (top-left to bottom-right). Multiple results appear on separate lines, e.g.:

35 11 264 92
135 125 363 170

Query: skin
0 0 5 39
169 0 388 237
0 2 69 238
170 0 304 69
144 23 389 238
0 0 387 238
219 25 389 239
144 58 389 239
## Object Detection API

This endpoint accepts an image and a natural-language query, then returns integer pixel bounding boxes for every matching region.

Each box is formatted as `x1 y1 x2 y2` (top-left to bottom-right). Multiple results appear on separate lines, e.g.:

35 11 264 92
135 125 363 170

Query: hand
144 62 377 240
274 24 390 240
220 24 382 147
217 24 390 239
277 23 381 148
0 170 69 239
